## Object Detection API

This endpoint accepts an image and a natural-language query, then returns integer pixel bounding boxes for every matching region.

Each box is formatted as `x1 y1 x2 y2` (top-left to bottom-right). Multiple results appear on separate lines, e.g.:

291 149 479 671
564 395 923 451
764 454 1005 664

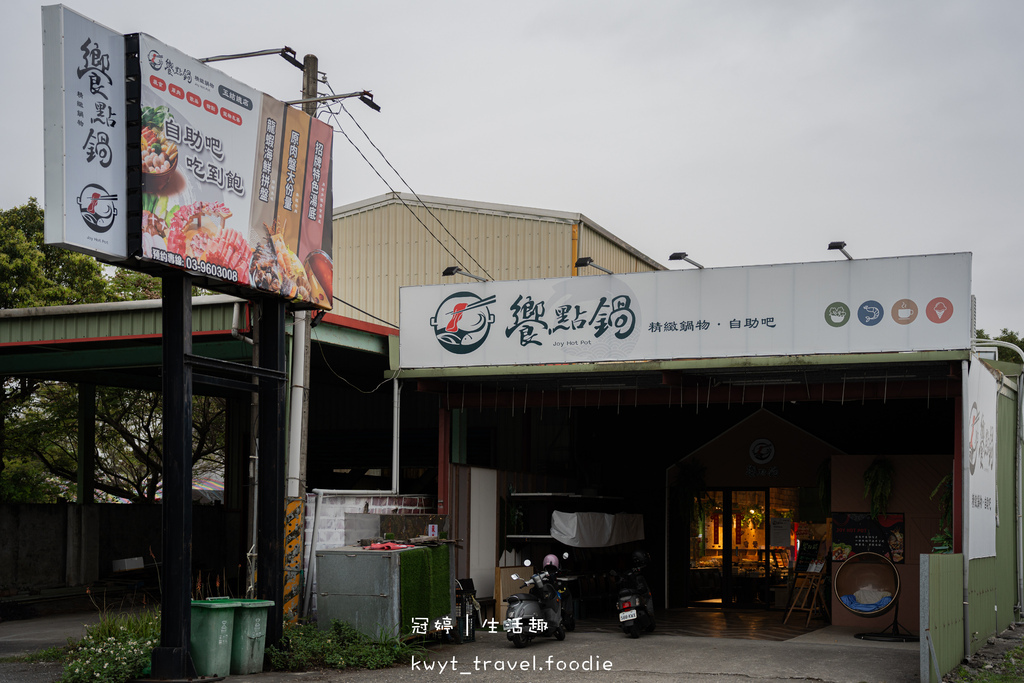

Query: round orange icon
891 299 918 325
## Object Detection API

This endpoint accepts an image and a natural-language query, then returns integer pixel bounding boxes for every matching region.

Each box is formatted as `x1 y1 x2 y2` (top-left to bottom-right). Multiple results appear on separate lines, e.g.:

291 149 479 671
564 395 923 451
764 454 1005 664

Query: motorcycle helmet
631 549 650 568
542 553 560 572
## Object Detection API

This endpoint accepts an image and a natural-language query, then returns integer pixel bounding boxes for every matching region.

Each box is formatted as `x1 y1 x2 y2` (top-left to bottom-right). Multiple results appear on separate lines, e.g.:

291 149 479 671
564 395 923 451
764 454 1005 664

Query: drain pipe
302 488 324 617
961 358 971 658
974 339 1024 621
232 302 254 345
287 311 308 498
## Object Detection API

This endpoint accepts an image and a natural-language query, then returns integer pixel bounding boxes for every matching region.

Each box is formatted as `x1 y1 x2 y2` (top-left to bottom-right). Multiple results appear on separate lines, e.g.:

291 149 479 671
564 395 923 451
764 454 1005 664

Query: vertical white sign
42 5 127 259
966 356 998 559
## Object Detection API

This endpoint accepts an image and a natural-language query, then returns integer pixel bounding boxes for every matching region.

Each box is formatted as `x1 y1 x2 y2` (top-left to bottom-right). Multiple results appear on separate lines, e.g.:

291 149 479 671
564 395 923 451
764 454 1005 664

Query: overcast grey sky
5 1 1022 333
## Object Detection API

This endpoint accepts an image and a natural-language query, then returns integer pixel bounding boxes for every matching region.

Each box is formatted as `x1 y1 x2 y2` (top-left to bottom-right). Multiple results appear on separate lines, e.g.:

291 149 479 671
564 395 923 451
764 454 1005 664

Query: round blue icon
858 300 884 326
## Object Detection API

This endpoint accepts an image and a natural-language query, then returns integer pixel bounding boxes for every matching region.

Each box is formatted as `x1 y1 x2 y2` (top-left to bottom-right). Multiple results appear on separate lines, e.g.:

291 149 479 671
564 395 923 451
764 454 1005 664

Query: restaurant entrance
688 488 797 608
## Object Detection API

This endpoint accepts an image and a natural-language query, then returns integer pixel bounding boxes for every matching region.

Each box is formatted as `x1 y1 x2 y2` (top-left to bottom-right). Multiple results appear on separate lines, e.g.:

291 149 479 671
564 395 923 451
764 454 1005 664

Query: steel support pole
76 383 96 504
151 272 194 680
258 298 287 646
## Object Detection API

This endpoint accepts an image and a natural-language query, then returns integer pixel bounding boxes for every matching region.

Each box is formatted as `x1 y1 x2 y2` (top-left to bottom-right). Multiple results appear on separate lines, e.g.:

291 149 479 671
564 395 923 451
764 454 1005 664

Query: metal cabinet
316 548 404 636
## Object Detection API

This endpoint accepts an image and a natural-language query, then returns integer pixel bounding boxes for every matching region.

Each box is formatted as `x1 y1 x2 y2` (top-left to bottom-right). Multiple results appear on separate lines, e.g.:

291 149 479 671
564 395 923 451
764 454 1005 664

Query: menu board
831 512 905 564
794 540 823 573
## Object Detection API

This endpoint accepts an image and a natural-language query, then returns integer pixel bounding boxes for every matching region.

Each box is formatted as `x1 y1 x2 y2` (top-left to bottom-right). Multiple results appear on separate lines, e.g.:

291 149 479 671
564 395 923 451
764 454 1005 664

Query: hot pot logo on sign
76 184 117 233
430 293 497 354
968 401 995 476
749 438 775 465
429 287 639 356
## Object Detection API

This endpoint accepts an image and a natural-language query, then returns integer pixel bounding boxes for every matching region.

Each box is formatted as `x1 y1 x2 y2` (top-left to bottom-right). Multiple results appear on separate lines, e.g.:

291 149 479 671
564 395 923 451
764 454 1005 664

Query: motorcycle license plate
619 609 637 622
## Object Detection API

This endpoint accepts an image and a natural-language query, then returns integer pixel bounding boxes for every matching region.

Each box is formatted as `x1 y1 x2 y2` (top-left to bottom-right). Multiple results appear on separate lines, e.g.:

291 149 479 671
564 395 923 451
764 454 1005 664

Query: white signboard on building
42 5 127 259
399 253 972 369
966 355 998 559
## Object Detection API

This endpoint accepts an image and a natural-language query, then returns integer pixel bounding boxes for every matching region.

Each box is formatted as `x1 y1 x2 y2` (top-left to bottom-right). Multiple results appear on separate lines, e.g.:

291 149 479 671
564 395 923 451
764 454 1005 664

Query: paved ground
232 627 921 683
0 610 923 683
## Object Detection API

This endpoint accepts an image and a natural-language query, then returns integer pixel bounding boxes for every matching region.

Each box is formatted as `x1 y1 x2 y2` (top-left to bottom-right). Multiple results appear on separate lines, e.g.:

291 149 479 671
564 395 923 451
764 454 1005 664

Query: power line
312 324 400 394
326 114 471 270
335 99 493 281
321 78 492 280
331 295 398 329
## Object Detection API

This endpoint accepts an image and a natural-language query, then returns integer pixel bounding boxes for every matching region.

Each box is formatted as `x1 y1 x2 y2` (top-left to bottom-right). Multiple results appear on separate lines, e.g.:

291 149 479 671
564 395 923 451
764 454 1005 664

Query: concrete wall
0 504 70 590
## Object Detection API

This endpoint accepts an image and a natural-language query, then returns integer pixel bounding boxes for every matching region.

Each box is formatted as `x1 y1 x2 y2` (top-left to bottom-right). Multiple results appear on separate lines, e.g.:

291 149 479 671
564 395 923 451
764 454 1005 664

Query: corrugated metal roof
0 294 243 344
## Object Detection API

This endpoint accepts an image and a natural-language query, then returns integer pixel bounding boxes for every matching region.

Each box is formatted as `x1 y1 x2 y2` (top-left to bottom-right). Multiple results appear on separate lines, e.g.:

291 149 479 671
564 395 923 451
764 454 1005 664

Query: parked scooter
504 558 566 647
611 549 655 638
544 552 576 632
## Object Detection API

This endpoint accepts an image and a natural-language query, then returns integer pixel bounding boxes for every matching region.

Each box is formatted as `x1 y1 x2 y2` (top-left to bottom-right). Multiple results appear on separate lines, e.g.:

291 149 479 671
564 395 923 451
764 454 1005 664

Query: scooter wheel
554 625 566 641
564 615 576 632
511 633 528 648
627 623 641 639
645 618 655 633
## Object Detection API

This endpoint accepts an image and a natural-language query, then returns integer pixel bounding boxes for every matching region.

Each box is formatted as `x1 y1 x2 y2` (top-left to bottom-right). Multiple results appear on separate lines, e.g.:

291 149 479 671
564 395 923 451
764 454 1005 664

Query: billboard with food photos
134 34 334 310
42 5 128 260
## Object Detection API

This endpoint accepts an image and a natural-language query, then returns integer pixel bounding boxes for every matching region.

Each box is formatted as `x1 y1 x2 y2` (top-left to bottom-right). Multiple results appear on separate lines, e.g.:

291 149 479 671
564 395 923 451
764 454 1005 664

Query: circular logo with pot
430 292 496 355
76 184 118 233
749 438 775 465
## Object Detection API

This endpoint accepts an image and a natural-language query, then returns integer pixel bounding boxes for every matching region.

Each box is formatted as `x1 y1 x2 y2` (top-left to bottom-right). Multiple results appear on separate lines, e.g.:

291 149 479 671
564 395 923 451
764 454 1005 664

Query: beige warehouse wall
331 194 662 328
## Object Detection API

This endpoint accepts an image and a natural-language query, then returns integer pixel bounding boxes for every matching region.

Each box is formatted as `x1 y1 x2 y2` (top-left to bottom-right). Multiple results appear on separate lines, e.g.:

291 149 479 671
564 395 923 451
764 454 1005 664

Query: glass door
686 487 799 608
728 490 768 606
688 490 725 605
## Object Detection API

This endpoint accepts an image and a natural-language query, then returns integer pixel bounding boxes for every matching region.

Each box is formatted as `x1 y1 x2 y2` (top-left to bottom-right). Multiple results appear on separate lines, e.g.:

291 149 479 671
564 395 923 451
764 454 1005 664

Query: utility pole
282 53 318 624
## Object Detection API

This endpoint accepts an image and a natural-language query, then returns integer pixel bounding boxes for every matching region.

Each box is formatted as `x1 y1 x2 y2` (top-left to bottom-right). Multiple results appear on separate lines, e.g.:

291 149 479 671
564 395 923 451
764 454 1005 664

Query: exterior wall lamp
442 266 487 282
828 241 853 260
669 252 704 269
574 256 613 274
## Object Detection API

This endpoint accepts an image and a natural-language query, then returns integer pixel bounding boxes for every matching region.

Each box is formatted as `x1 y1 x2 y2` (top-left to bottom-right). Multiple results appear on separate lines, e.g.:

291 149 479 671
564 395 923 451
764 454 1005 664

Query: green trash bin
204 598 275 674
190 600 240 677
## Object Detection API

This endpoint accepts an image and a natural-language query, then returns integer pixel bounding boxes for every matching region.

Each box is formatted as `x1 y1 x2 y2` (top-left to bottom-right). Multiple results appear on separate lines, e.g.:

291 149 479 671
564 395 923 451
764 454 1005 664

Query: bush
266 620 427 672
60 609 160 683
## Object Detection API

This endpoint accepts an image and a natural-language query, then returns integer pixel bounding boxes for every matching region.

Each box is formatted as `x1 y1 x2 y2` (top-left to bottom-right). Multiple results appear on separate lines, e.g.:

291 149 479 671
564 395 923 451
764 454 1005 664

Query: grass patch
948 642 1024 682
60 608 160 683
266 620 428 672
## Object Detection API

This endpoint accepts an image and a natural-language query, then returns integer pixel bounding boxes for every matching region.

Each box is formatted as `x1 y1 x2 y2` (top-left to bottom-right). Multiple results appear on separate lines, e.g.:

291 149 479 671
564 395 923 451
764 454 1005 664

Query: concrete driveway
232 626 919 683
0 610 920 683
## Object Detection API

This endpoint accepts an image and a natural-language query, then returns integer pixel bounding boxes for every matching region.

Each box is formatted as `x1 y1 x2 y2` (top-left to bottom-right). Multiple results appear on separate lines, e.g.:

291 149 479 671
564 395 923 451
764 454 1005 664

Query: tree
0 198 169 502
0 198 110 309
9 383 225 503
975 328 1024 364
0 199 119 501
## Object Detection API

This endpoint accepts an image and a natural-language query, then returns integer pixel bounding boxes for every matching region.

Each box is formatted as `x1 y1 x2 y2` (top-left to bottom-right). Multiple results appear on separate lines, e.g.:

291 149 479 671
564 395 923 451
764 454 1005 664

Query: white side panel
42 5 127 259
469 467 497 598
